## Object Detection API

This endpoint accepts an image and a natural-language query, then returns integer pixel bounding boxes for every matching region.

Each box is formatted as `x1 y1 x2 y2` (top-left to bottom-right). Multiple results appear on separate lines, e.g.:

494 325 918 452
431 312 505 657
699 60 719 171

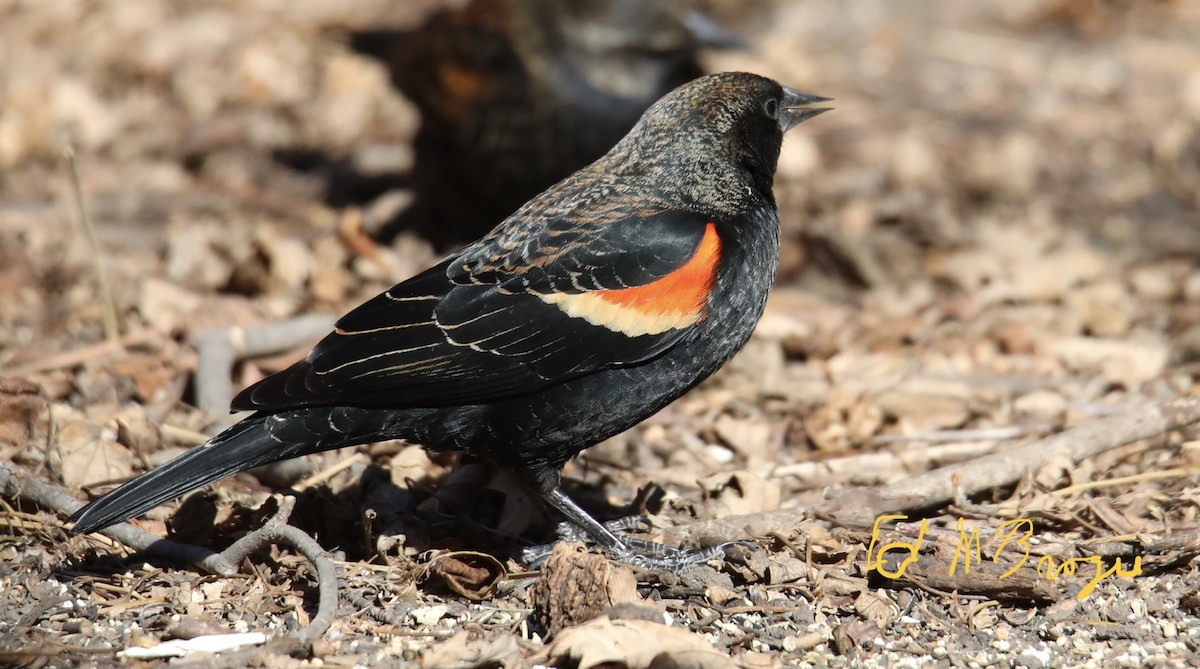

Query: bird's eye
764 98 779 119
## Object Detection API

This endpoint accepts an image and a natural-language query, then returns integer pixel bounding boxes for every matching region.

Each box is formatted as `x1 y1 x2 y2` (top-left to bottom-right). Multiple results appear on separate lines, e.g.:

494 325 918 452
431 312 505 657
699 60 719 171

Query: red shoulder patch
540 223 722 336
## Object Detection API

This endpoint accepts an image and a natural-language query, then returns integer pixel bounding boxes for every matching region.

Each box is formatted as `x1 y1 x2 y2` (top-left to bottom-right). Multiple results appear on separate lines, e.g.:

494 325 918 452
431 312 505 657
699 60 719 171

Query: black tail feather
67 411 340 535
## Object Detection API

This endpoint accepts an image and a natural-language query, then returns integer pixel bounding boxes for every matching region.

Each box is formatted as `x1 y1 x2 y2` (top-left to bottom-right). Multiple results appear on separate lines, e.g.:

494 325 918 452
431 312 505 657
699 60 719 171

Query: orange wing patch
539 223 722 336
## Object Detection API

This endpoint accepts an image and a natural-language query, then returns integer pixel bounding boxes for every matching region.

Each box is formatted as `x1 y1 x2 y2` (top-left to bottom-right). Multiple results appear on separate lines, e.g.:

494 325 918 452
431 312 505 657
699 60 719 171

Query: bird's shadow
57 457 635 580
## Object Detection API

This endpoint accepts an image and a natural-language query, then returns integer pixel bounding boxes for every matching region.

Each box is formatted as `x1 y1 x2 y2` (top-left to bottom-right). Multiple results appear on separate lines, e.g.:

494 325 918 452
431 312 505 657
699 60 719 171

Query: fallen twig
0 464 198 561
1050 466 1200 497
770 440 999 487
295 452 369 491
194 314 336 418
160 423 211 446
671 397 1200 544
201 497 339 643
0 465 338 642
869 423 1054 445
890 559 1063 603
345 588 409 626
3 328 160 377
819 396 1200 527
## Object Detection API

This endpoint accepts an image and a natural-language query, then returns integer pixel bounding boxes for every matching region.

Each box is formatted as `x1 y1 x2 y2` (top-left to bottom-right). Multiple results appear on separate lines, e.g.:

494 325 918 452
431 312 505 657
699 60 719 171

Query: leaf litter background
3 0 1200 667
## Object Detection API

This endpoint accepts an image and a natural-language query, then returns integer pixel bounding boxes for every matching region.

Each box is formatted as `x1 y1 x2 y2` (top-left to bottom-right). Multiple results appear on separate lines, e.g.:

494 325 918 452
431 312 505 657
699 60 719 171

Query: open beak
779 87 832 133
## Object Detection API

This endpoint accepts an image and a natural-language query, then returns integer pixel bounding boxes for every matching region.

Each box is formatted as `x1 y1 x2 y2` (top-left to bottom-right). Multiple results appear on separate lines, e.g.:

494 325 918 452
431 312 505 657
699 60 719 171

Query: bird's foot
553 514 648 543
521 515 740 570
602 538 740 571
522 515 648 565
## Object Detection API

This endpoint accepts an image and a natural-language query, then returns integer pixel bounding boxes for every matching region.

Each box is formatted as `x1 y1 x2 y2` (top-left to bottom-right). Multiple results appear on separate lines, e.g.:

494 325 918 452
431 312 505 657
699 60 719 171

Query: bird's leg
540 487 628 553
520 487 733 570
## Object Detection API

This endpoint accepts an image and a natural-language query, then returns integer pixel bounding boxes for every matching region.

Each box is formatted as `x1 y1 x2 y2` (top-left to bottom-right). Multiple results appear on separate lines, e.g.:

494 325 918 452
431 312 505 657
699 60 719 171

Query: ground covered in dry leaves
3 0 1200 667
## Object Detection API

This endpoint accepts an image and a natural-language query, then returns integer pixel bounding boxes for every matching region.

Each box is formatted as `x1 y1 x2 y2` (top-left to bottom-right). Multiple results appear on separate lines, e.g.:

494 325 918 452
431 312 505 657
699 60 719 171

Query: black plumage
69 73 830 567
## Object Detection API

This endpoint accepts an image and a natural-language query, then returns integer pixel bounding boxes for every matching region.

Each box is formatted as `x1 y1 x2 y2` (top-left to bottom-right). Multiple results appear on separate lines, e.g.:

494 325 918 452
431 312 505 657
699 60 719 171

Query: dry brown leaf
138 278 202 334
164 221 234 290
704 583 741 607
420 630 522 669
818 572 869 597
988 319 1036 355
1012 389 1067 421
713 416 772 460
198 580 225 603
111 353 182 406
57 417 133 488
1049 336 1168 383
804 406 851 452
801 522 837 549
832 619 881 655
1129 261 1189 301
309 235 350 303
547 617 730 669
853 591 899 628
647 650 736 669
256 227 313 292
701 471 781 517
764 556 809 585
873 376 986 429
1067 280 1133 337
114 407 162 457
825 352 912 393
0 378 46 446
428 551 506 601
314 50 396 145
845 399 885 443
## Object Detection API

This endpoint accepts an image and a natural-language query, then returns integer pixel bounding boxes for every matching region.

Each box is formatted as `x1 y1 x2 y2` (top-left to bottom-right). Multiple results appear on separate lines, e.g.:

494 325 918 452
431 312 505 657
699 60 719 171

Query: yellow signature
866 515 1141 601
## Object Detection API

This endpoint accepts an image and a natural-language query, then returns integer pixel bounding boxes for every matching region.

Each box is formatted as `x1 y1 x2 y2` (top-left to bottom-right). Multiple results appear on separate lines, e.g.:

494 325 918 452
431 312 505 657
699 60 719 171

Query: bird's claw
605 540 737 571
522 515 649 565
521 516 742 571
553 515 649 543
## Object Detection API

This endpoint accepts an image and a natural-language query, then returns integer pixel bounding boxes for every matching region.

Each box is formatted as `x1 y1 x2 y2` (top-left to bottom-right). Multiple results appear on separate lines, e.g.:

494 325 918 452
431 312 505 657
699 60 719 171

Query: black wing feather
233 210 713 411
458 210 705 293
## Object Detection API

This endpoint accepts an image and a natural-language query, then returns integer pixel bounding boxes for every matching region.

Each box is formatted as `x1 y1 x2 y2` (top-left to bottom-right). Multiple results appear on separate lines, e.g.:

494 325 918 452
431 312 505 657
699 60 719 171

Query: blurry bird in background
352 0 743 250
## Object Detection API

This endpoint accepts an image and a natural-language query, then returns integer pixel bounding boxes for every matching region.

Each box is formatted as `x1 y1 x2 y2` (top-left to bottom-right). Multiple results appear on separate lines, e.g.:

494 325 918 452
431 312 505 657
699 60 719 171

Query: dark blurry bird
352 0 743 249
69 72 830 568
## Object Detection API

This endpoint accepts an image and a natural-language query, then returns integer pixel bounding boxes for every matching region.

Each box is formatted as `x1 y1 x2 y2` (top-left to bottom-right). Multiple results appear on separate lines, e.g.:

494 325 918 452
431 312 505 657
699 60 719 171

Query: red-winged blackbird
352 0 742 249
68 73 830 568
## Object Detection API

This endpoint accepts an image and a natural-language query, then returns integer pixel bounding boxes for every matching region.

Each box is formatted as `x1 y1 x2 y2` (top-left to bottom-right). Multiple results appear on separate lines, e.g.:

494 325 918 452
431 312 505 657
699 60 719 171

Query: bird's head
600 72 830 214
